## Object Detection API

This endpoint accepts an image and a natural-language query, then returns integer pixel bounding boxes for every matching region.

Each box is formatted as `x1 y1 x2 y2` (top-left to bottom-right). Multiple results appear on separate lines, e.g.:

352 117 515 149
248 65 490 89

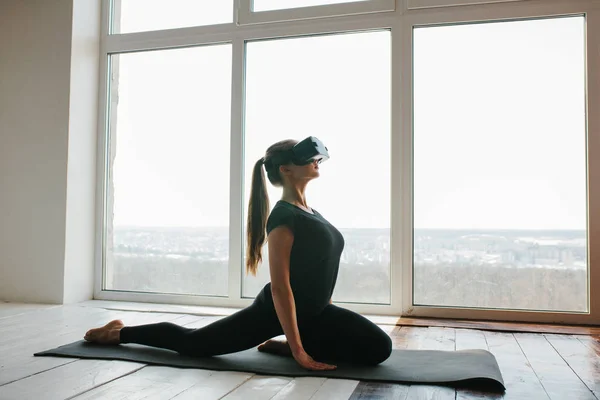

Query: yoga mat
35 341 505 391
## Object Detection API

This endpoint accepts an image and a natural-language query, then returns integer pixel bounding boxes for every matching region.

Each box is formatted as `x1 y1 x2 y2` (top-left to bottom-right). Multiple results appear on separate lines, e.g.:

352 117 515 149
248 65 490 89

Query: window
111 0 233 34
104 44 232 296
98 0 599 324
242 31 392 304
413 16 587 312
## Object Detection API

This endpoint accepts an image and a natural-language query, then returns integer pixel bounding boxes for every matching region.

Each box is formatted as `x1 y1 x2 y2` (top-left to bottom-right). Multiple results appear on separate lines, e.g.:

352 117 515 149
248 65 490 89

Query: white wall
63 0 101 304
0 0 100 304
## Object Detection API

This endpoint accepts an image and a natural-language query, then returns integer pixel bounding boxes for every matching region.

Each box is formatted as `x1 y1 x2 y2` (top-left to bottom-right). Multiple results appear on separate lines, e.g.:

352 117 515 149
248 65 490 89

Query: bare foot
84 319 124 344
258 339 293 357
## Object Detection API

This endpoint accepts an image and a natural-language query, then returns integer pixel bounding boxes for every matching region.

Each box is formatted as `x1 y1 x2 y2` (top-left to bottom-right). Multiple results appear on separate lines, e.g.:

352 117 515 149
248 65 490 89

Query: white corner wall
0 0 100 304
63 0 101 304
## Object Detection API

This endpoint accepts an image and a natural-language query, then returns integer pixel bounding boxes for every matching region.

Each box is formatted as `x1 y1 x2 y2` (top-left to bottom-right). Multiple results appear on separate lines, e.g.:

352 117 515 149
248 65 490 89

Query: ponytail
246 158 270 276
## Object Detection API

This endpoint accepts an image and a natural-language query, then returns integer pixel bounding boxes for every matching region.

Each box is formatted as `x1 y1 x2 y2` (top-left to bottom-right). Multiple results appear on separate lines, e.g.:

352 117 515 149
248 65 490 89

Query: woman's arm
268 226 336 371
267 226 302 353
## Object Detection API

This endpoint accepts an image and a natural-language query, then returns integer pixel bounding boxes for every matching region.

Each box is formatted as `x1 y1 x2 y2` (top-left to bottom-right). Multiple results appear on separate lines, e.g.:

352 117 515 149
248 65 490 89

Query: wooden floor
1 302 599 400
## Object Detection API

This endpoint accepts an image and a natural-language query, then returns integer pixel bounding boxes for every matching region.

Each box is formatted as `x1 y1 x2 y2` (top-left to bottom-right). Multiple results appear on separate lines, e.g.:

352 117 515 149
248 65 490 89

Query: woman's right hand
292 349 337 371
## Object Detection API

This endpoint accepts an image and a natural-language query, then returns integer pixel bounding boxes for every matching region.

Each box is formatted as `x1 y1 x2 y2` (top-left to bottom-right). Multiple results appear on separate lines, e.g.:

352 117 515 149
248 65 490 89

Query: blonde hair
245 139 297 275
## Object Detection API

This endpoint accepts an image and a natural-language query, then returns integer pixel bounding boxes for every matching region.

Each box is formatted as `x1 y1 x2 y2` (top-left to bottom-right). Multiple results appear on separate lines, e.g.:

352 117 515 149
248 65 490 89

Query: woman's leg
88 302 283 357
300 304 392 365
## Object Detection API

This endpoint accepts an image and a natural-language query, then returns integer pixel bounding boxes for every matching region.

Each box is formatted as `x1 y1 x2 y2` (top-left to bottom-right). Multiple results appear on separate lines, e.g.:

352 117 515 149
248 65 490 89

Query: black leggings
120 302 392 365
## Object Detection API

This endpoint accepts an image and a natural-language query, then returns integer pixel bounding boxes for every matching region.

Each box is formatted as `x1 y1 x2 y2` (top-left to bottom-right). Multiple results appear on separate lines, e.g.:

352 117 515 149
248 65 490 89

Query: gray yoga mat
35 341 505 391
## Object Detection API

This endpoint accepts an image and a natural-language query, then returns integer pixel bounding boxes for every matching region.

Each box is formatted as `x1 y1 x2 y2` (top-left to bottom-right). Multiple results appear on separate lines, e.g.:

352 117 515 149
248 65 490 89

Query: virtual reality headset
268 136 329 167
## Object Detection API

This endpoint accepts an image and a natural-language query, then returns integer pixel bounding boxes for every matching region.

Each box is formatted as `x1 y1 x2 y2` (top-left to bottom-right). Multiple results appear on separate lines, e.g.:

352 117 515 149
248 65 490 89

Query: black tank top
255 200 345 319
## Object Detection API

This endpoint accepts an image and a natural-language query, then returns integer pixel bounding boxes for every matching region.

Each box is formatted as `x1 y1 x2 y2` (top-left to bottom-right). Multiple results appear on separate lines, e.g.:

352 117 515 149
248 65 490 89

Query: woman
84 138 392 371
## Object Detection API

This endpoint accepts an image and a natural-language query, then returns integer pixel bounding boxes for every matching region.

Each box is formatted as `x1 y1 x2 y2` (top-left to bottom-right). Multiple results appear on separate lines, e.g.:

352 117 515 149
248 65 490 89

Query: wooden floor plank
168 371 253 400
390 326 410 350
220 375 292 400
578 336 600 358
71 366 213 400
0 304 78 328
0 303 102 328
310 378 361 400
402 327 456 352
484 331 549 400
544 334 600 398
270 377 327 400
0 359 145 400
0 302 58 320
394 317 600 336
0 306 109 348
349 381 409 399
0 309 122 357
514 333 596 400
455 328 488 351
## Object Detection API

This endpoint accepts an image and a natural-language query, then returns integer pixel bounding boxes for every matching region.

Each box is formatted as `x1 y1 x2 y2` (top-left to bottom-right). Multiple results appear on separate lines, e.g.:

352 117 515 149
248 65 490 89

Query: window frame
405 0 529 11
95 0 600 324
237 0 396 25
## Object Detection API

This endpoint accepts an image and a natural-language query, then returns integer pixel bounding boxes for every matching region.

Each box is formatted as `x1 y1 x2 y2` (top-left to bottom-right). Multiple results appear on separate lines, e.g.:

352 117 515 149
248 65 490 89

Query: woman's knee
367 330 392 365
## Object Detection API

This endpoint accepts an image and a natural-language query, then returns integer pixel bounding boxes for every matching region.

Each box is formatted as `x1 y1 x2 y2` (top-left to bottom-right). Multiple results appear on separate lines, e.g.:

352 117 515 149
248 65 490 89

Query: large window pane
104 45 232 296
112 0 233 34
413 17 587 312
253 0 368 12
243 31 391 304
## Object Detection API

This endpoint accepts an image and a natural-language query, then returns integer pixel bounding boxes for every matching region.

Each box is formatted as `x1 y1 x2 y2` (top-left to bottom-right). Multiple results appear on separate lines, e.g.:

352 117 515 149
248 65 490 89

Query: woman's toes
258 340 291 356
257 340 274 352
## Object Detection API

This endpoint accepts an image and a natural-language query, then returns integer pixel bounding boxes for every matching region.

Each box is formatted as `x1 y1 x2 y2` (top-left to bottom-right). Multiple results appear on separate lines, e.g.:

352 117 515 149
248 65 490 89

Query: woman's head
245 139 321 275
262 139 298 187
263 139 322 187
